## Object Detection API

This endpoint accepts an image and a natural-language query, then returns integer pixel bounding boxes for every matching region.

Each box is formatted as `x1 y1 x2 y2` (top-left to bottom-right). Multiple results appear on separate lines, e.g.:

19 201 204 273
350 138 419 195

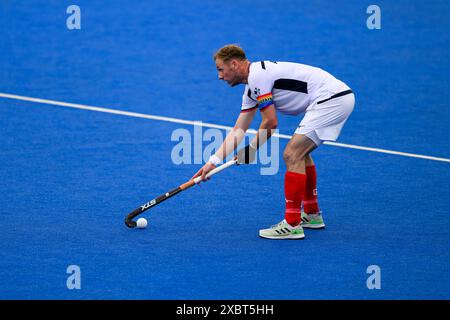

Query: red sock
304 165 320 214
284 171 306 226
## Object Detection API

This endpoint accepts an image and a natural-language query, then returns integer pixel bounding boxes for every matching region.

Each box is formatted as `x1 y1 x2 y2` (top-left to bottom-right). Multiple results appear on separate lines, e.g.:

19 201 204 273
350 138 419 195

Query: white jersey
241 61 350 115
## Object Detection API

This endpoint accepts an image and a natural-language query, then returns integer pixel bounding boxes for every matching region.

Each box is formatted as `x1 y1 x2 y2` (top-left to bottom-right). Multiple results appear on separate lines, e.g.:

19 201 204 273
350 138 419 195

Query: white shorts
295 91 355 146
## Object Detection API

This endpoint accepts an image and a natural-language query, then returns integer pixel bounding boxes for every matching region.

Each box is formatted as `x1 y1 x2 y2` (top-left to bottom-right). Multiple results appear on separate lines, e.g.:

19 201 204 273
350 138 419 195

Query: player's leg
305 153 314 166
282 134 317 226
259 134 316 240
301 153 325 228
304 154 320 213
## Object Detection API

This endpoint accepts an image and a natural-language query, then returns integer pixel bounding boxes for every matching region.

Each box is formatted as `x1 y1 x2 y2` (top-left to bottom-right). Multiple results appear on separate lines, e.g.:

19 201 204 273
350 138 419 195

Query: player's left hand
192 162 217 182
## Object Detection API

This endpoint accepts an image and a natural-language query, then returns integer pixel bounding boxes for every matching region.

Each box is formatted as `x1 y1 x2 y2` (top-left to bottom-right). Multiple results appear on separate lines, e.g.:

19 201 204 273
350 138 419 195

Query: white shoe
301 211 325 229
259 219 305 240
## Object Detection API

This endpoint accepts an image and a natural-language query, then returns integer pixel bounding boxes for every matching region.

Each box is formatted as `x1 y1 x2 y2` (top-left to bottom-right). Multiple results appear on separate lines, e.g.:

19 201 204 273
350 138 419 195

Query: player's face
216 59 240 87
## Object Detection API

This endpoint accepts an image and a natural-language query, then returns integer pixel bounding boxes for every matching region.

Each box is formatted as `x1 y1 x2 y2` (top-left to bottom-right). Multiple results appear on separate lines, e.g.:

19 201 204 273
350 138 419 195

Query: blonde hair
213 44 247 62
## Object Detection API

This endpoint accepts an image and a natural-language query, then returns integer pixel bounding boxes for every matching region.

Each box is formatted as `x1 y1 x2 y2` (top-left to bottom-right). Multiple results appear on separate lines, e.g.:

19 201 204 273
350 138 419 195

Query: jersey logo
247 88 256 102
253 88 261 96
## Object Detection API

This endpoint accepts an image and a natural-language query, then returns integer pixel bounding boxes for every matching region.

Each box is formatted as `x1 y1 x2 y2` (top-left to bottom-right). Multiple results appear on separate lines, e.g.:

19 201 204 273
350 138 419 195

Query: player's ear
230 59 238 70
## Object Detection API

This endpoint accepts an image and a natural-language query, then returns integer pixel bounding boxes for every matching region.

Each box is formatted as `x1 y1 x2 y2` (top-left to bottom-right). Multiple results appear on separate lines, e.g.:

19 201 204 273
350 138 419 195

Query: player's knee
284 143 310 165
283 149 301 166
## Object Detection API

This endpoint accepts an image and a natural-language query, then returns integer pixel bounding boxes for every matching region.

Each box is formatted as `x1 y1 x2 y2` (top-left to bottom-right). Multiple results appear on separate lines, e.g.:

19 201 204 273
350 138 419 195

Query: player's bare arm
192 108 257 181
236 104 278 164
253 104 278 147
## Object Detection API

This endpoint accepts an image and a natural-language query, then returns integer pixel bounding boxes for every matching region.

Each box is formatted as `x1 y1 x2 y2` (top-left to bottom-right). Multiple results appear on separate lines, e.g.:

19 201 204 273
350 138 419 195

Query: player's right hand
236 144 257 164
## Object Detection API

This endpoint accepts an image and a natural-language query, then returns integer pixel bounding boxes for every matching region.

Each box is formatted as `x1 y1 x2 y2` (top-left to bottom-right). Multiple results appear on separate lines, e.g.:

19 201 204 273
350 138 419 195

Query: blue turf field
0 0 449 299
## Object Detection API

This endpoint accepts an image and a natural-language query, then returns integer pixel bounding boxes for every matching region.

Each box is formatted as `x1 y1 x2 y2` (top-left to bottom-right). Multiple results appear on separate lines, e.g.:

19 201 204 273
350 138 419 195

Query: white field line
0 92 449 163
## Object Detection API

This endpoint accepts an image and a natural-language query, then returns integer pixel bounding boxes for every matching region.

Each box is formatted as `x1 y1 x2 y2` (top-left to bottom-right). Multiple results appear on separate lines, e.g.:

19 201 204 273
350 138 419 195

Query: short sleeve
249 62 275 111
241 85 258 113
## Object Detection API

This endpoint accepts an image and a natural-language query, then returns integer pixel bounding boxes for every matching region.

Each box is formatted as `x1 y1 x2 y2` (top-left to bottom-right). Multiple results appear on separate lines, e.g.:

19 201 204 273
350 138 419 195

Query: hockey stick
124 158 237 228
